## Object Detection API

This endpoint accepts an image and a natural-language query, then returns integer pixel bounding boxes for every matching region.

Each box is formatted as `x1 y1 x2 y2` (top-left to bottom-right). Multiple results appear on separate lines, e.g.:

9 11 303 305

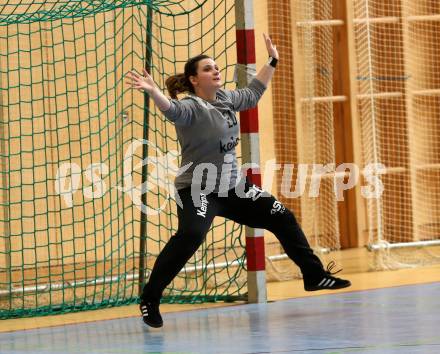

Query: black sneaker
140 299 163 328
304 261 351 291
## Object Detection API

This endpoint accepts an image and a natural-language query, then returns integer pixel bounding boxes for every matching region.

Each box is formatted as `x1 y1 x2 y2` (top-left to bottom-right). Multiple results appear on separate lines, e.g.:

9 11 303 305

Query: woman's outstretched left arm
227 34 279 111
255 33 279 86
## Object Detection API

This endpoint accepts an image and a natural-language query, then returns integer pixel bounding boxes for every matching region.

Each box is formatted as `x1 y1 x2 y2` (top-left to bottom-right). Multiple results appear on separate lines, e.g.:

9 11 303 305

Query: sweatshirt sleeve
160 98 195 126
225 78 267 112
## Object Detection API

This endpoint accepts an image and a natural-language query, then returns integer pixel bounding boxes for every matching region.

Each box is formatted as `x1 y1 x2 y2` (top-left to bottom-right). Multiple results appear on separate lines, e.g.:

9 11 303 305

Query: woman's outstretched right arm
126 69 194 126
126 69 171 111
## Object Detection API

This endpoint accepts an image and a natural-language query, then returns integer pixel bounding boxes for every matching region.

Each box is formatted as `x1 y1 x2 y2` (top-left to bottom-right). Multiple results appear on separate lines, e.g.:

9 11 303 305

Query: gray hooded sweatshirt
161 78 266 193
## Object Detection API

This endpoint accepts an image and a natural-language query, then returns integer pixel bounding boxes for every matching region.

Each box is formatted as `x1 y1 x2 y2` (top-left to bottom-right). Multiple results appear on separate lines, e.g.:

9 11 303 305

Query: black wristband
268 56 278 68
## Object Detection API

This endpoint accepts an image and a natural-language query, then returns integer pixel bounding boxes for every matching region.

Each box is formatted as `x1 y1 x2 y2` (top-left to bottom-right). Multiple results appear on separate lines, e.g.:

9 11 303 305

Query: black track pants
142 180 325 302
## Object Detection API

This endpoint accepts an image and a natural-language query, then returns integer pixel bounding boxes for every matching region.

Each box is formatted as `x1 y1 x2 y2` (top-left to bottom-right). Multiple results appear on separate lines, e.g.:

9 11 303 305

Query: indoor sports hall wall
265 0 440 269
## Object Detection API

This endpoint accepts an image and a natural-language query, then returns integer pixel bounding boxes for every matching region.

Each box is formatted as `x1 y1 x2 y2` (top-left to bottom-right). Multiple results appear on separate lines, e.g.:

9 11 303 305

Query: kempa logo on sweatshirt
196 193 209 218
220 136 240 153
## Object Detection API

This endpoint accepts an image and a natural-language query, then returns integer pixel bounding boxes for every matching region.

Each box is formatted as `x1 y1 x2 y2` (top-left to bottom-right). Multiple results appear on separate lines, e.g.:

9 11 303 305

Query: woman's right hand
126 69 171 111
126 69 156 93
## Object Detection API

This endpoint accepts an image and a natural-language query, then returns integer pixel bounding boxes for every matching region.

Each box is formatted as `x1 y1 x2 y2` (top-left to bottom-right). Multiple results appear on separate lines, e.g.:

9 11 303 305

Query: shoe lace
325 260 342 276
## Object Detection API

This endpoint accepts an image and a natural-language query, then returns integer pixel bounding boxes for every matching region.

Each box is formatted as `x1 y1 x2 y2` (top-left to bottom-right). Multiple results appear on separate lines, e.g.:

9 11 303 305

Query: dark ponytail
165 73 189 99
165 54 211 99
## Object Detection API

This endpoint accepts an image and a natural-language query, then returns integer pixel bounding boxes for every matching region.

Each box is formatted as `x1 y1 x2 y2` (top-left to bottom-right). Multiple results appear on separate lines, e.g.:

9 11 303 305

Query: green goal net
0 0 246 319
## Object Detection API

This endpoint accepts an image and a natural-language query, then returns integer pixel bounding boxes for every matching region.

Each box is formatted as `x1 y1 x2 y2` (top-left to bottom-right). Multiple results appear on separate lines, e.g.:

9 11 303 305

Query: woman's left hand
263 33 278 60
